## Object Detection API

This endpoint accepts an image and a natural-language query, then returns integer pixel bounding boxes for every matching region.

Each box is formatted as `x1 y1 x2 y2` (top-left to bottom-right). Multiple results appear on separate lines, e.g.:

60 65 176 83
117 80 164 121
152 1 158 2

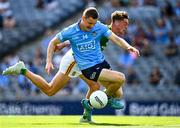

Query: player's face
112 19 129 36
82 16 97 31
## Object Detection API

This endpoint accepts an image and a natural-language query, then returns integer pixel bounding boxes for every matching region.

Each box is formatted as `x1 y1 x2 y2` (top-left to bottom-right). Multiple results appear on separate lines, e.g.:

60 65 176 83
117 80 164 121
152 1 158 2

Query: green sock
20 68 27 75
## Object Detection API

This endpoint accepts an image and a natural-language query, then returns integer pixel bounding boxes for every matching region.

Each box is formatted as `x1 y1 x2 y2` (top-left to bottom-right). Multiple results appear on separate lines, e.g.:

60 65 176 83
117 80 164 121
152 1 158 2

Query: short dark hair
111 11 129 22
83 7 99 19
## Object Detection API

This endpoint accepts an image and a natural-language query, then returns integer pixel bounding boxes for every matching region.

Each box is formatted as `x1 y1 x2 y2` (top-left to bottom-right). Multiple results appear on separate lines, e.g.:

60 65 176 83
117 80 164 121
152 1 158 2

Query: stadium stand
0 0 85 58
0 0 180 102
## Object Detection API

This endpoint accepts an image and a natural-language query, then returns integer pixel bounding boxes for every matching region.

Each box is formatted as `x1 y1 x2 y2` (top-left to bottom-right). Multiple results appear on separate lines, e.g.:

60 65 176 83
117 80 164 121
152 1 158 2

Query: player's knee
116 73 126 85
46 85 56 96
120 73 126 84
46 90 55 96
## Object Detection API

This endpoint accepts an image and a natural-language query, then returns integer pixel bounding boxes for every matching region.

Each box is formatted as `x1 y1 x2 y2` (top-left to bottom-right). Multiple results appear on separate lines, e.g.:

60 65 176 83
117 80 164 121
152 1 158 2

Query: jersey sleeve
100 36 109 51
56 27 70 42
100 23 112 38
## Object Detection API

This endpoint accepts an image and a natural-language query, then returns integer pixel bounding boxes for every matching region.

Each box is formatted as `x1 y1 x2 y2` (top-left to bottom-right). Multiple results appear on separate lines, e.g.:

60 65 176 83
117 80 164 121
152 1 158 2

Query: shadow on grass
68 122 139 127
91 122 139 126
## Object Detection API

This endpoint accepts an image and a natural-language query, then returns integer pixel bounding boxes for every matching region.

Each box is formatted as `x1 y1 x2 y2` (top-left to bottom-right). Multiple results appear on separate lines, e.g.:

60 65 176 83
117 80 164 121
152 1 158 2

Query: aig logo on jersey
77 41 96 52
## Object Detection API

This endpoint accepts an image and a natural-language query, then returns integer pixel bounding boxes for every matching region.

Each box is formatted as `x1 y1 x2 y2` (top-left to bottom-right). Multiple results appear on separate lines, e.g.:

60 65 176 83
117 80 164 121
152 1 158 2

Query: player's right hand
127 46 140 56
45 62 55 75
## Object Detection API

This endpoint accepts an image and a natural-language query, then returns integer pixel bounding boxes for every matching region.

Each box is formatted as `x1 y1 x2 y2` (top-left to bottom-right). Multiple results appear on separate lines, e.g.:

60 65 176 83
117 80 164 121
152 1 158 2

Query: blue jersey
56 20 112 70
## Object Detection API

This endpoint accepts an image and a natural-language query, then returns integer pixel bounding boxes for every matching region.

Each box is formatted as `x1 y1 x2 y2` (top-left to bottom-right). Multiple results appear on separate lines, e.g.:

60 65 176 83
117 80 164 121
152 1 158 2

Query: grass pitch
1 115 180 128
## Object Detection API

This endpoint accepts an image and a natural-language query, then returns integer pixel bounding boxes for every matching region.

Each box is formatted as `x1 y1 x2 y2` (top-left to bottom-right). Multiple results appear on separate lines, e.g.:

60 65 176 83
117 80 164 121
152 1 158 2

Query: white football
90 90 108 109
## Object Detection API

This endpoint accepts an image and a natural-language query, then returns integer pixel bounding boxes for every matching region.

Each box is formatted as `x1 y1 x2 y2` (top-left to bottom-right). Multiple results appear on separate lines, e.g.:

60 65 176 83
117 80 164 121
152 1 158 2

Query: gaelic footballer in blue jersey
55 8 139 82
2 7 139 123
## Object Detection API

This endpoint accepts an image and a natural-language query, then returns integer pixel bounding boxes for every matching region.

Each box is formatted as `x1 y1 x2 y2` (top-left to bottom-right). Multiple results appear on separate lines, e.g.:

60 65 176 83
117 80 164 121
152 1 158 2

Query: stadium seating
0 0 179 102
0 0 85 58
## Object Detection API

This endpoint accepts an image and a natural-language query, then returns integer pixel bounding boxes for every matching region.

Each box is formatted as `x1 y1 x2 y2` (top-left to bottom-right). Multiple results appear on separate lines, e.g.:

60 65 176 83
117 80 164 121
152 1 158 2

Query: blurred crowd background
0 0 179 102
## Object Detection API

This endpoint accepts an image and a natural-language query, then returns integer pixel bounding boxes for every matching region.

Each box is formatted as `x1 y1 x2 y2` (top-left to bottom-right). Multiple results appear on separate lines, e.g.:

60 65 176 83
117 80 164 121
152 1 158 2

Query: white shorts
59 49 82 78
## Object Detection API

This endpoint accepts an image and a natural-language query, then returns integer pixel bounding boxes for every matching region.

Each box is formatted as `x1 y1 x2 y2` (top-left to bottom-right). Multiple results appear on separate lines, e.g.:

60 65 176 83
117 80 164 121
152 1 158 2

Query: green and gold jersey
100 25 111 51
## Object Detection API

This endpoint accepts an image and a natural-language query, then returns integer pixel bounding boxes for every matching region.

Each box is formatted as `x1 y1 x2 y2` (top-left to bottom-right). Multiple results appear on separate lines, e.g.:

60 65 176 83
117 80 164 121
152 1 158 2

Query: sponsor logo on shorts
90 72 96 79
71 71 76 76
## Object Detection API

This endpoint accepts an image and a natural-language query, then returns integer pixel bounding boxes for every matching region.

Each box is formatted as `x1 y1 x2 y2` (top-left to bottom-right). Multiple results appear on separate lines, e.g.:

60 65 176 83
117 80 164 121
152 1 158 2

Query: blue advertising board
0 100 115 115
0 101 180 116
116 101 180 116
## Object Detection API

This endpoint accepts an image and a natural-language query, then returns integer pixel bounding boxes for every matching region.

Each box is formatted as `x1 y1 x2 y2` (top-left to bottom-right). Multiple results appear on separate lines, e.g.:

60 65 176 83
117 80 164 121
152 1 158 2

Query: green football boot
2 61 26 75
103 89 125 109
80 99 94 123
108 97 125 109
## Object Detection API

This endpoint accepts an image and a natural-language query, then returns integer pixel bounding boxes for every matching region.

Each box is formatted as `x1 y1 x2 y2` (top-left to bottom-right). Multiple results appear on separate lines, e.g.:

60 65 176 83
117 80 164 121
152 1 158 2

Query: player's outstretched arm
54 41 70 52
108 32 140 56
46 36 61 75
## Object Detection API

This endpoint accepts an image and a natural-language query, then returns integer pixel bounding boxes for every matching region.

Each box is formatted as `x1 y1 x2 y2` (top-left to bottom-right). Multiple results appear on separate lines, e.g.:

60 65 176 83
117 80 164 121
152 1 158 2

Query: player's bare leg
25 70 71 96
98 69 125 96
98 69 125 109
113 87 123 98
2 61 71 96
80 75 100 99
100 81 123 98
79 75 100 123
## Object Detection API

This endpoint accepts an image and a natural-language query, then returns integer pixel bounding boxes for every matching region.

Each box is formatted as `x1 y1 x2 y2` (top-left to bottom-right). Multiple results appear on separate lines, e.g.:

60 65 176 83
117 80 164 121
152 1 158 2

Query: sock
87 99 93 107
20 68 27 75
104 89 113 98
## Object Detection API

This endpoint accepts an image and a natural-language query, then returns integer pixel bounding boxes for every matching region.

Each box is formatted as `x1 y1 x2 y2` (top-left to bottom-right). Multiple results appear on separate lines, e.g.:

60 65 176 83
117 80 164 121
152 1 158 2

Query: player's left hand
127 46 140 56
45 62 55 75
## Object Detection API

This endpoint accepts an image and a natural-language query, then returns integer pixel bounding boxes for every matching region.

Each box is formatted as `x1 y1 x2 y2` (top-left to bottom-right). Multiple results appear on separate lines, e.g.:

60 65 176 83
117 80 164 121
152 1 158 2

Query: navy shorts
81 60 111 82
